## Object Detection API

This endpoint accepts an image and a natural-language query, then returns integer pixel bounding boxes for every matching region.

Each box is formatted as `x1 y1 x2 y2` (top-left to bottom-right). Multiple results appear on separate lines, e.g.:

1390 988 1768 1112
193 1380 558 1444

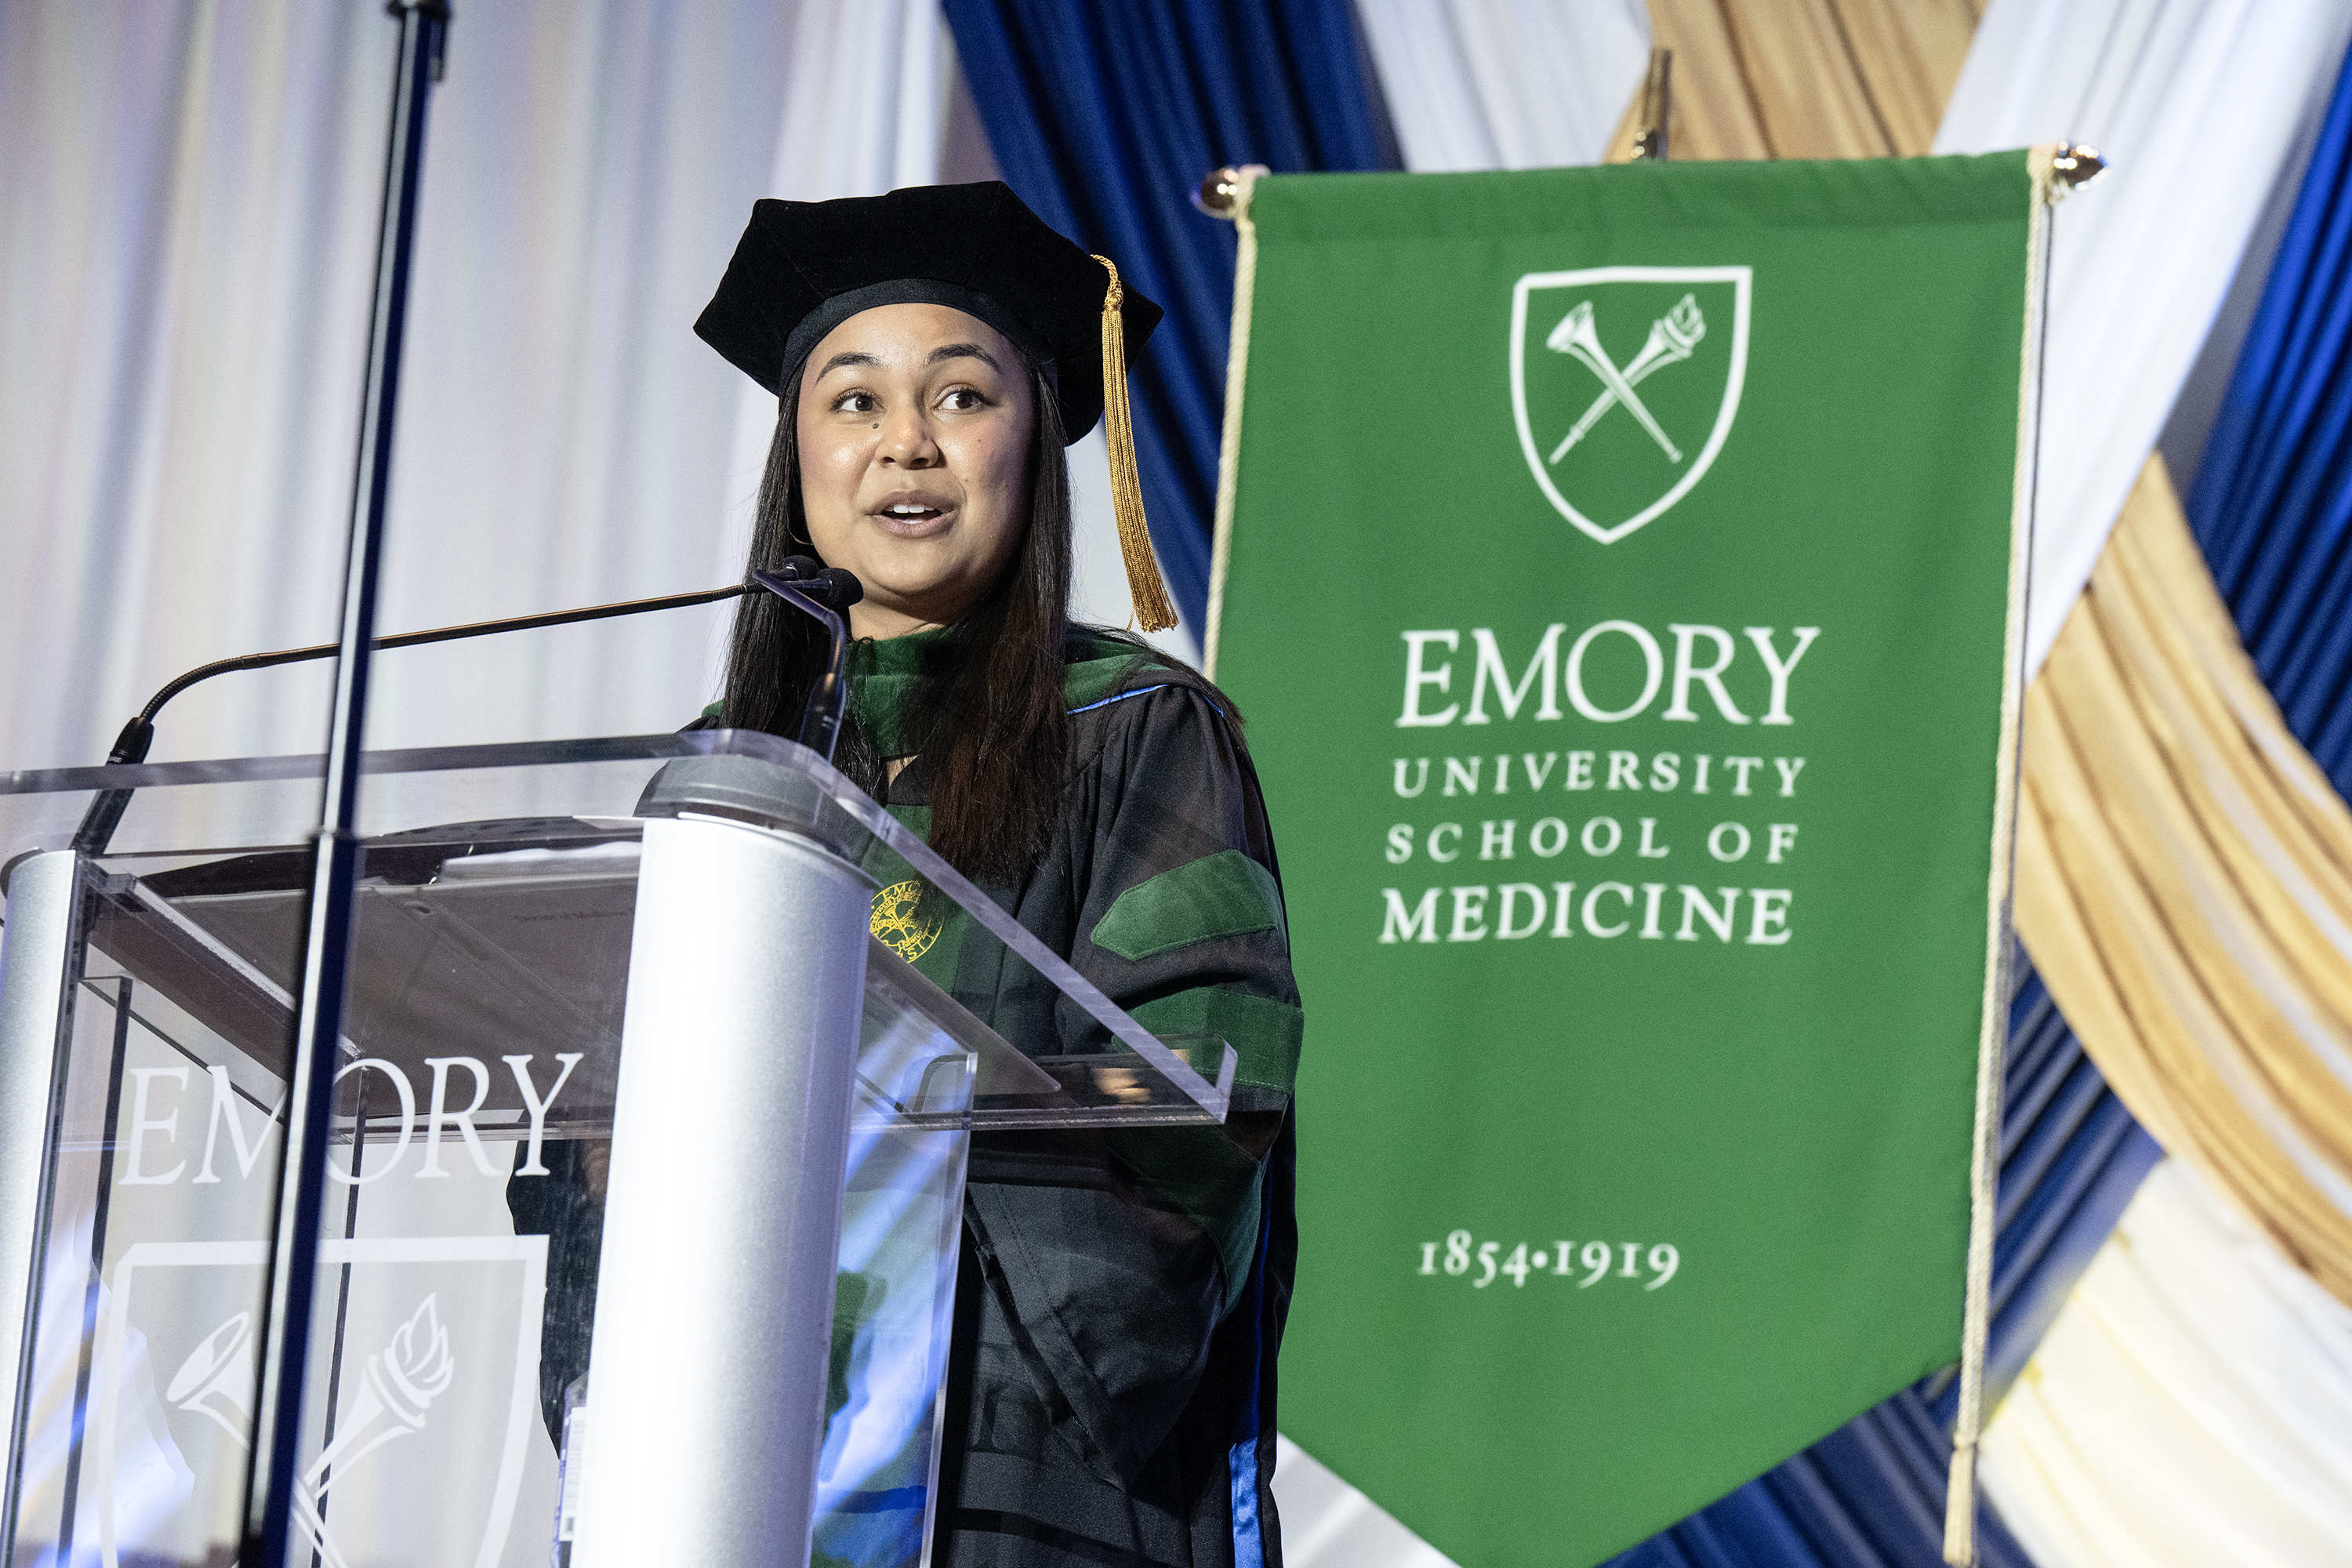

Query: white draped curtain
1 2 397 769
1933 0 2352 676
1982 1160 2352 1568
365 0 814 756
1928 5 2352 1564
0 0 1166 779
1 7 943 1560
0 1 808 770
1354 0 1652 171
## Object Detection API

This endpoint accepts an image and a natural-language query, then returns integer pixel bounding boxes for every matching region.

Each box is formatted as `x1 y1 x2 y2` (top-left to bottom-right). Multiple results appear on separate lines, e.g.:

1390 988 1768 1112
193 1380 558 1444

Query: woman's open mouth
872 499 953 537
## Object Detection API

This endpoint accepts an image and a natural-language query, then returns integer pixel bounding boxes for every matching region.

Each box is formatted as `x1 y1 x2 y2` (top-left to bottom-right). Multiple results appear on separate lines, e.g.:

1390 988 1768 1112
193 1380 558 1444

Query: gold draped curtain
2020 466 2352 1303
1606 1 2352 1306
1607 1 1980 162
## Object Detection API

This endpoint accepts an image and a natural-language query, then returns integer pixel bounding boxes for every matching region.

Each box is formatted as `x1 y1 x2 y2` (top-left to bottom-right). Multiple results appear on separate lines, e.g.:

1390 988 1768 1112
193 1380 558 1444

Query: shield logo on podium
89 1236 546 1568
1508 266 1751 543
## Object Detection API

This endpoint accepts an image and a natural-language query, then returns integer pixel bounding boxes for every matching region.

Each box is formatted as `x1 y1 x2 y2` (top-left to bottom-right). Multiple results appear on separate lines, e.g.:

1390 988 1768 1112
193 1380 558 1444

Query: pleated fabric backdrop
1351 0 1651 172
2189 49 2352 801
0 0 799 768
0 13 940 1554
0 2 400 769
1978 1161 2352 1566
1993 0 2352 1387
1600 0 1976 162
1983 42 2352 1565
0 0 1167 769
1933 0 2352 677
2015 456 2352 1308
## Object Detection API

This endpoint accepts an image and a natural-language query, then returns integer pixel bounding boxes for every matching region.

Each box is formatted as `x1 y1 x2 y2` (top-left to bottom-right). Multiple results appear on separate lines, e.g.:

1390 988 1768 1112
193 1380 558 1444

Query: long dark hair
719 366 1075 885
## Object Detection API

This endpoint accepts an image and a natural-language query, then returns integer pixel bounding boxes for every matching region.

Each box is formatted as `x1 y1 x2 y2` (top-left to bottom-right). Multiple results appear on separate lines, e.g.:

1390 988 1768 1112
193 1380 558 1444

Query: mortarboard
696 182 1176 631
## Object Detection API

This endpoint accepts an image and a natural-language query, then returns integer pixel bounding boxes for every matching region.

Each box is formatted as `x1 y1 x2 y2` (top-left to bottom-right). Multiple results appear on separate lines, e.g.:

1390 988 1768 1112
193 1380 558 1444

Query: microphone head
750 562 862 613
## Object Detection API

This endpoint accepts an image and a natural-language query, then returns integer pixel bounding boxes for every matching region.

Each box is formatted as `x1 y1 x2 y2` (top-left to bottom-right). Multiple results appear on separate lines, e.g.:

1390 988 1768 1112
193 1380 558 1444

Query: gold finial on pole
1192 165 1269 220
2033 143 2109 208
2050 143 2107 189
1632 47 1673 162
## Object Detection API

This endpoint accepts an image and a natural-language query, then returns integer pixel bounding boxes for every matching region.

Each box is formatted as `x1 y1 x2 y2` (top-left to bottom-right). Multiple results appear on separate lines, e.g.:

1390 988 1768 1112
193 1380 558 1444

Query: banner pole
1194 163 1267 679
1943 139 2102 1568
1631 48 1672 162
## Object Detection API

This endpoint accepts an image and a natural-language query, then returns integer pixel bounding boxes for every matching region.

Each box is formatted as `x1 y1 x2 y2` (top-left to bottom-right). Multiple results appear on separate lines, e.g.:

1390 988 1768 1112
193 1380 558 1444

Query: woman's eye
833 390 878 415
939 387 985 412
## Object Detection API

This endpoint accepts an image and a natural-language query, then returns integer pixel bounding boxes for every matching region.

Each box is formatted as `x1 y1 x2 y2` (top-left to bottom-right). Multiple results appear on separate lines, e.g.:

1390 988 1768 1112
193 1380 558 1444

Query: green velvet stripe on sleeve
1123 983 1302 1313
1129 988 1302 1098
1090 848 1288 961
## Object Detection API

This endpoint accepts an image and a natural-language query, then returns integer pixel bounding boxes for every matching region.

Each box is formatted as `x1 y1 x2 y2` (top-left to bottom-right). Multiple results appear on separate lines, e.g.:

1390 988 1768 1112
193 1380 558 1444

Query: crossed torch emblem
165 1294 455 1568
1545 292 1707 465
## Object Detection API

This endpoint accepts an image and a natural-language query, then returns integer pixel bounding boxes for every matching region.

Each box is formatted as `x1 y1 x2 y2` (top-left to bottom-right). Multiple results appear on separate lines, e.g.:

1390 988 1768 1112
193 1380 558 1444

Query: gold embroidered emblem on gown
869 879 941 961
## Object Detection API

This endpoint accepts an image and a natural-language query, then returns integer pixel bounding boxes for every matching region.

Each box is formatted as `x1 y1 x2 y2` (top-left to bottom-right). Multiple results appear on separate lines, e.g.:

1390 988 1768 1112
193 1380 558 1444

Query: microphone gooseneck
68 581 752 855
750 557 866 766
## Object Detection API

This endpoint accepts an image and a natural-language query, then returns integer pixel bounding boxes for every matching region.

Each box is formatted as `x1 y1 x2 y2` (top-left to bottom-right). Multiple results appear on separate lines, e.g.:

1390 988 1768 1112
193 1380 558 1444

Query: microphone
749 556 866 766
70 582 750 855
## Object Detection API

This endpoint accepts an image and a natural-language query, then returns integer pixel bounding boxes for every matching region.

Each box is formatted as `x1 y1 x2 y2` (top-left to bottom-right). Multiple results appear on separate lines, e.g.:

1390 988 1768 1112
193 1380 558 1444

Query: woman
706 182 1298 1567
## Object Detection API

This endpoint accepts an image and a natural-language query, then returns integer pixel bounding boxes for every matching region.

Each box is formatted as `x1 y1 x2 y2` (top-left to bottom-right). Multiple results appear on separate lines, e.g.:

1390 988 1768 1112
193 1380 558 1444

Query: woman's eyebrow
815 350 880 378
926 341 1000 369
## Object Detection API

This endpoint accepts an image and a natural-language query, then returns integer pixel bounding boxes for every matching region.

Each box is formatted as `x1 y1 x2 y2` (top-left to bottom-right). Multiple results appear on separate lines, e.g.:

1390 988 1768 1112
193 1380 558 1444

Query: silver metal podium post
572 813 873 1565
0 851 78 1528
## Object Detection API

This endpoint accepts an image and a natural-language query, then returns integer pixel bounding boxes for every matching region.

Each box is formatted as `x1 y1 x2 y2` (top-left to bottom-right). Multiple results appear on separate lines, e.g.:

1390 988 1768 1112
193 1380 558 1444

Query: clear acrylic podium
0 731 1234 1568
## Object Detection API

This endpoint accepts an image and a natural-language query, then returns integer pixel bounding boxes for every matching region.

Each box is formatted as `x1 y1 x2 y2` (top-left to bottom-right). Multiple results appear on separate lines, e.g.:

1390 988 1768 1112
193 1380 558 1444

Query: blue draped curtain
2188 41 2352 792
939 0 1398 632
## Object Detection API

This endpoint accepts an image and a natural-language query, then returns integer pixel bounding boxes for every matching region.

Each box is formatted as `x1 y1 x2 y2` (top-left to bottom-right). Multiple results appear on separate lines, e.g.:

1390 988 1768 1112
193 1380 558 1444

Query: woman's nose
878 408 940 468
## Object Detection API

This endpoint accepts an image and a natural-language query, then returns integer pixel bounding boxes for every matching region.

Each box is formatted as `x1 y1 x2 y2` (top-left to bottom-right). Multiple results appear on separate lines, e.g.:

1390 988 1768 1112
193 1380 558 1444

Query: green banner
1208 155 2038 1565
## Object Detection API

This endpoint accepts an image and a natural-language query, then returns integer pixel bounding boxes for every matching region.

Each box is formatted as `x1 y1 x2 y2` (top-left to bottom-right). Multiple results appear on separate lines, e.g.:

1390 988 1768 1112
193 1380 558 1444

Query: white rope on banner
1201 163 1264 681
1944 142 2064 1568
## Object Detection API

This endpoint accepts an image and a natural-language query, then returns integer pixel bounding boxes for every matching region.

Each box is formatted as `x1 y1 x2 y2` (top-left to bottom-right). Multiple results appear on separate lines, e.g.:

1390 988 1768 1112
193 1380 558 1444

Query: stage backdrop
1208 154 2045 1565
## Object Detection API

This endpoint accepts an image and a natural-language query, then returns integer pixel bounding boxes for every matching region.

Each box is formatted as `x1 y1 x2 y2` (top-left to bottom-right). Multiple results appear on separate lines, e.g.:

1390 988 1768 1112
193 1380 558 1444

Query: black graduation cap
695 183 1176 629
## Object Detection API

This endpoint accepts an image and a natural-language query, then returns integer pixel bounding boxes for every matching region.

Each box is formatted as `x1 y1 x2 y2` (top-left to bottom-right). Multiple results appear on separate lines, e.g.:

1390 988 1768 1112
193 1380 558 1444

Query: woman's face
796 303 1036 639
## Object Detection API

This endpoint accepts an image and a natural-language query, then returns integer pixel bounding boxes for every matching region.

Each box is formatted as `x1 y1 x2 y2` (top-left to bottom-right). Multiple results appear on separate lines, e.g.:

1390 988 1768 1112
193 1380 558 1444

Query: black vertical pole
238 5 448 1564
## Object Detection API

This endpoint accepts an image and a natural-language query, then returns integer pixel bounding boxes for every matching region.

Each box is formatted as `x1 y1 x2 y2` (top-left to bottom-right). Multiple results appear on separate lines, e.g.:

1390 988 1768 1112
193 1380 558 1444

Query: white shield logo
89 1236 546 1568
1509 266 1751 543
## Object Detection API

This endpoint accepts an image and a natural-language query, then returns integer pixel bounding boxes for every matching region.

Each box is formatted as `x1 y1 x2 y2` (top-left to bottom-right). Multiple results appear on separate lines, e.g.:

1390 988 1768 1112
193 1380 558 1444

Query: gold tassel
1092 254 1179 632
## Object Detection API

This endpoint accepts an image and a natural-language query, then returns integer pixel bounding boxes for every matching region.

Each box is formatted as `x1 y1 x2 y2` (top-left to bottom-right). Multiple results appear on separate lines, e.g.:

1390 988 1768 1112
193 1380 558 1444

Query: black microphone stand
240 7 447 1565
